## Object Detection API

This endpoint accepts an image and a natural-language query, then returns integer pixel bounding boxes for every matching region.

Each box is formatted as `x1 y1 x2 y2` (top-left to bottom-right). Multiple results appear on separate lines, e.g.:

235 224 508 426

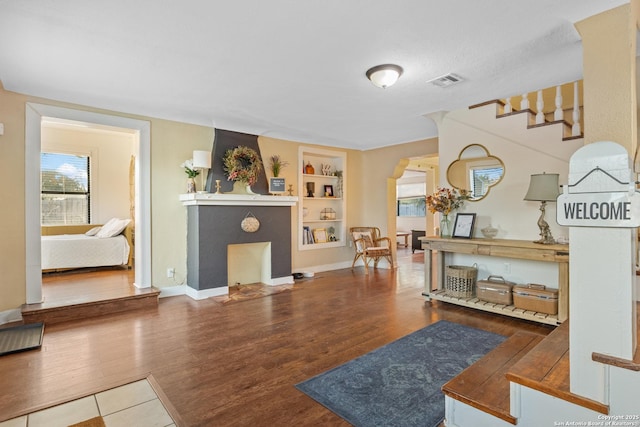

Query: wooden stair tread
442 331 545 425
592 307 640 371
505 321 609 415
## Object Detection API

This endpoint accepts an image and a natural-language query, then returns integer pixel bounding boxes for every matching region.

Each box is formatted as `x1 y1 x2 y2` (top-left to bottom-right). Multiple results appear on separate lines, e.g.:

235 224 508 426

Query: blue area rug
296 320 506 427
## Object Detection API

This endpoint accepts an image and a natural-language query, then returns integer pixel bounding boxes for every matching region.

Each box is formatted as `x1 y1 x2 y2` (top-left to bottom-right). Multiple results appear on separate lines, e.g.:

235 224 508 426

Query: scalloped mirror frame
446 144 505 201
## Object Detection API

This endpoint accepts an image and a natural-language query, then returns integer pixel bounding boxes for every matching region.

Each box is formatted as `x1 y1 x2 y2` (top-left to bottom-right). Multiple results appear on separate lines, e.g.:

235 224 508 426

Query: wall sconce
524 172 560 244
366 64 403 89
192 150 212 193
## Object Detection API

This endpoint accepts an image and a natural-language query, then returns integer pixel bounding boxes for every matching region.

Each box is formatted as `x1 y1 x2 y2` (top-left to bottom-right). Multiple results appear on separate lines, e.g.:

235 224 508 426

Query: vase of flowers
181 159 200 193
426 187 470 238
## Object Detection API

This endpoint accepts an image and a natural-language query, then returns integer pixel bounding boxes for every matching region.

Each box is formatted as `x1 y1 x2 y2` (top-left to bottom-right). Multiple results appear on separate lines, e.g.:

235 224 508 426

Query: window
41 152 90 225
397 197 426 217
470 166 503 199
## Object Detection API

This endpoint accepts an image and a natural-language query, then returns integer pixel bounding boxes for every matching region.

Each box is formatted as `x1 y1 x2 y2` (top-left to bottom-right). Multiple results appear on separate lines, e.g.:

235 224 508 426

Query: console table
420 237 569 325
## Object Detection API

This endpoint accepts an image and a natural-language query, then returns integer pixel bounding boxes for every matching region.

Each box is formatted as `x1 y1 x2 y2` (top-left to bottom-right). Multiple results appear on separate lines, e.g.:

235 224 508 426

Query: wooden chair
350 227 394 273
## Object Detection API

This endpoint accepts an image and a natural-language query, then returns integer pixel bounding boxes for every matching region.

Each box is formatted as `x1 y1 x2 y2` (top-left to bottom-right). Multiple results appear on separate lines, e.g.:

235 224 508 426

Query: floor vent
427 73 464 88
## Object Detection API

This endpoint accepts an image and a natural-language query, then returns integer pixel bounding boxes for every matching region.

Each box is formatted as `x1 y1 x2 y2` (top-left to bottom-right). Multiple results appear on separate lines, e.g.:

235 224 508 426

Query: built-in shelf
298 147 346 251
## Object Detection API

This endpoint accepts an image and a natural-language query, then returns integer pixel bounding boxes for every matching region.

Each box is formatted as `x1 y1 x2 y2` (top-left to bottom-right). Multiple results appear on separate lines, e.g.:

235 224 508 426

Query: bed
41 219 133 272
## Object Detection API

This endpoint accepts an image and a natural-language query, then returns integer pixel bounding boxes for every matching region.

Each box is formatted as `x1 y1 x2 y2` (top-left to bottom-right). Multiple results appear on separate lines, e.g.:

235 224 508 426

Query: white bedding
41 234 130 270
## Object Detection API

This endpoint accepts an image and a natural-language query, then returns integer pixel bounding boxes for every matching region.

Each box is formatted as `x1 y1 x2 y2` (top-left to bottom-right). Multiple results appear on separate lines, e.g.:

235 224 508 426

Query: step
592 308 640 371
21 288 160 325
442 331 545 424
505 321 609 415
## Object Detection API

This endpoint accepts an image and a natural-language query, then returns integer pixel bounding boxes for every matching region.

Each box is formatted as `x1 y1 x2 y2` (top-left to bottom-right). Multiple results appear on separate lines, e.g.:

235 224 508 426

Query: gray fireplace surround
181 193 298 299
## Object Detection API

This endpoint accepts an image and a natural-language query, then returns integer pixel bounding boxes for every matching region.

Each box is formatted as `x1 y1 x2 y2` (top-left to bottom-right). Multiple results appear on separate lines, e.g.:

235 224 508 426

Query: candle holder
287 184 294 196
214 179 223 194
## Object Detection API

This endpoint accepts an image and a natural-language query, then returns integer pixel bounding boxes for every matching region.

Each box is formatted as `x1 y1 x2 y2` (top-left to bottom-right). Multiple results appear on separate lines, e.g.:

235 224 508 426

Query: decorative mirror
446 144 505 201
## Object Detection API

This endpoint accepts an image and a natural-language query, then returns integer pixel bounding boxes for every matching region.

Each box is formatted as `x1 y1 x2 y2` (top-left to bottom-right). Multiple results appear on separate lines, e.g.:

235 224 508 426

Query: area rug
296 320 506 427
212 283 298 304
0 322 44 356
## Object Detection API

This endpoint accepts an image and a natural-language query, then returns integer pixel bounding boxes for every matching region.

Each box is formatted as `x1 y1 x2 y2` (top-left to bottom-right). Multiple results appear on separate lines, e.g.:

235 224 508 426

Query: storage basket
445 264 478 298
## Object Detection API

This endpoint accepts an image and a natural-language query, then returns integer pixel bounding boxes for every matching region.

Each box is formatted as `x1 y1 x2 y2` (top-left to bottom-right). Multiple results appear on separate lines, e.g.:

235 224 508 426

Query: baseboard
184 286 228 300
0 308 22 326
157 285 188 298
294 260 353 274
265 275 294 286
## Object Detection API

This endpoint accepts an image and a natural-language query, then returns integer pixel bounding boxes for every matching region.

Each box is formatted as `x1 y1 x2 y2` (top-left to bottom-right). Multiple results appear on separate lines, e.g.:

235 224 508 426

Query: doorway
25 103 151 304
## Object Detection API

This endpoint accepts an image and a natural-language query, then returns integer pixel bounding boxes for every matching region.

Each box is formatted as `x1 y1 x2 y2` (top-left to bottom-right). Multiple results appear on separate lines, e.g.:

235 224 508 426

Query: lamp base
532 201 555 245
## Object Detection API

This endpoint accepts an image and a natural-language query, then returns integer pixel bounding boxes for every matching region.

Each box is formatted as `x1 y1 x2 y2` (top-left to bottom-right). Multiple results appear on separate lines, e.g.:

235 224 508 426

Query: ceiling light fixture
366 64 403 89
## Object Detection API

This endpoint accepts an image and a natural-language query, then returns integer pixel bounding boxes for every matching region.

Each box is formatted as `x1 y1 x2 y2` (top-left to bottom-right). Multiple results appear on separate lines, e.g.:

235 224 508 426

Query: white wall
41 124 136 224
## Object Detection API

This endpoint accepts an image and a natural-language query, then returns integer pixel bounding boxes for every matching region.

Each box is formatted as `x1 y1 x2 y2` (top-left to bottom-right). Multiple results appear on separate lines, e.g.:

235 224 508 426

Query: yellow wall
577 4 637 153
362 138 439 239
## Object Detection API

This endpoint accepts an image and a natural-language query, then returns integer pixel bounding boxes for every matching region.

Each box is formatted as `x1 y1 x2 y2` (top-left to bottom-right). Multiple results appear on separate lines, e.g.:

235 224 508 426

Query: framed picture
269 177 286 193
323 185 334 197
452 213 476 238
313 228 328 243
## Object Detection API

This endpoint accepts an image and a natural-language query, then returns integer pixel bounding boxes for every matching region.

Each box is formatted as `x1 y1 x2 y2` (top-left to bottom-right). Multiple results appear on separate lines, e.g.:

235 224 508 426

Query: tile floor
0 378 176 427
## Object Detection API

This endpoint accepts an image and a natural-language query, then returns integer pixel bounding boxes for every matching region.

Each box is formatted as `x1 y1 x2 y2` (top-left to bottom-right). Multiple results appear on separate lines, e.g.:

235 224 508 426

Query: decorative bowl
481 226 498 239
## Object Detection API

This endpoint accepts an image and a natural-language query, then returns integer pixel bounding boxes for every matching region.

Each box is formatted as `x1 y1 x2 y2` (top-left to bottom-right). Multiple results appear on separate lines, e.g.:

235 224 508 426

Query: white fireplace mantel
180 193 298 207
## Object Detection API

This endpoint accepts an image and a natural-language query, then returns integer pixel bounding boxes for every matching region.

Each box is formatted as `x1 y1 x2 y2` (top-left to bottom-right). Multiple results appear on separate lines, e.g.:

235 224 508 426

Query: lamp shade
193 150 212 169
366 64 403 88
524 173 560 202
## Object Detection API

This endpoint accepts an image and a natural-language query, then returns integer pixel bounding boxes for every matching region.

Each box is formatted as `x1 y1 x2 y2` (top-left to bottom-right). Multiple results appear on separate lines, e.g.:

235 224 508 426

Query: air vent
427 73 464 88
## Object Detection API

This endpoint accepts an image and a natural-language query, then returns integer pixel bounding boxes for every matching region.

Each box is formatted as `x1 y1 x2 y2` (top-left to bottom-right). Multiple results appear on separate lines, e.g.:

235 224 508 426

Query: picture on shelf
323 185 334 197
269 177 286 193
452 213 476 238
313 228 328 243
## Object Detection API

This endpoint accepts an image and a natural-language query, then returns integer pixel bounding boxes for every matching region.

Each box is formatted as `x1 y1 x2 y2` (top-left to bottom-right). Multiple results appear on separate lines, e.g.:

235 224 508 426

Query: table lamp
524 172 560 244
193 150 212 193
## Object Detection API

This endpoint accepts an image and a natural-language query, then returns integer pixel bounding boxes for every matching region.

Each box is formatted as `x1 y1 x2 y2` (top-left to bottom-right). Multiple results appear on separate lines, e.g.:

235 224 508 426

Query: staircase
440 83 639 426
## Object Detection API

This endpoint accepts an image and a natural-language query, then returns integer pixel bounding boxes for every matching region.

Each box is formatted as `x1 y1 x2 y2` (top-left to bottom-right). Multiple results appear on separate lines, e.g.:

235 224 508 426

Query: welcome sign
557 191 640 227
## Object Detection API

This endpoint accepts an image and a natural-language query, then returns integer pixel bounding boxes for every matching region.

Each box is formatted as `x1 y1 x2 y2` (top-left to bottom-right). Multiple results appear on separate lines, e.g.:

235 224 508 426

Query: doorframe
25 103 152 304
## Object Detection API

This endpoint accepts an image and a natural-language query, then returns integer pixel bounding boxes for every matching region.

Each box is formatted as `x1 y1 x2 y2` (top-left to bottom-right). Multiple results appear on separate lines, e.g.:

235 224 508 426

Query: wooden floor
1 249 554 426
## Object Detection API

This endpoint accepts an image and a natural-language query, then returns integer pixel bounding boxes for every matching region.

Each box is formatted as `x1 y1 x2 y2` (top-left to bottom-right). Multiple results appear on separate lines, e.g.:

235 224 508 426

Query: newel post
557 141 638 404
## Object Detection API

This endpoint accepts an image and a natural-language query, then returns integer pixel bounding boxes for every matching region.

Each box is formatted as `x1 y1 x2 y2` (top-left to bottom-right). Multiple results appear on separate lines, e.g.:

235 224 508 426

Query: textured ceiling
0 1 628 150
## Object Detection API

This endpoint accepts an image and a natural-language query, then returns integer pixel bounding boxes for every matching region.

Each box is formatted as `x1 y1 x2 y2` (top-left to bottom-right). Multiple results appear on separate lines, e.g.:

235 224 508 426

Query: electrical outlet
166 267 175 278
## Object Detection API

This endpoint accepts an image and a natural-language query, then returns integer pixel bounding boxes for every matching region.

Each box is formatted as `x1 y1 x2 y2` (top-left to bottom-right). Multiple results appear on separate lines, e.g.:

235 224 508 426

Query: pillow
96 218 131 238
85 226 102 236
352 231 373 252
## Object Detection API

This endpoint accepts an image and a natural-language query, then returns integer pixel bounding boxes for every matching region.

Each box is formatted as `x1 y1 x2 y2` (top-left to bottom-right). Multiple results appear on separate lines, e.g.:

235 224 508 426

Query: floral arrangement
223 146 263 185
181 159 200 178
268 154 289 177
426 187 470 215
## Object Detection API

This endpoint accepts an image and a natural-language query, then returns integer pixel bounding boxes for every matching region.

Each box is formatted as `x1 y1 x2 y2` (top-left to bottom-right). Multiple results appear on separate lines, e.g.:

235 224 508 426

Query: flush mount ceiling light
366 64 403 89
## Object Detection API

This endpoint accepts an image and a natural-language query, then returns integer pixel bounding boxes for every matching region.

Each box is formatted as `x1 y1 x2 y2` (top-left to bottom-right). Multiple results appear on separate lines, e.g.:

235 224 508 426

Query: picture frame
452 213 476 238
323 184 334 197
313 228 328 243
269 177 286 193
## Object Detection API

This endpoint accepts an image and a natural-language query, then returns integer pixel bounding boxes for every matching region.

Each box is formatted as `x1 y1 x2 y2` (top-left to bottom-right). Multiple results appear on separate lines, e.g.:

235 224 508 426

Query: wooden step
505 321 609 415
442 331 545 424
592 307 640 371
21 288 160 325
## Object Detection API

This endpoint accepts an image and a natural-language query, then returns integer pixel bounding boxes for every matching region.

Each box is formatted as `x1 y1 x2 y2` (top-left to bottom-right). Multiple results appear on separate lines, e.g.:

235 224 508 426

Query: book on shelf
303 226 314 244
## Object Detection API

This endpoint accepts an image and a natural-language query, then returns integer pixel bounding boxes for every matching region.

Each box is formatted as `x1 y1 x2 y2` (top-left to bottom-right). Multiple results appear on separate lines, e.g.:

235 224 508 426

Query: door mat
68 416 106 427
0 322 44 356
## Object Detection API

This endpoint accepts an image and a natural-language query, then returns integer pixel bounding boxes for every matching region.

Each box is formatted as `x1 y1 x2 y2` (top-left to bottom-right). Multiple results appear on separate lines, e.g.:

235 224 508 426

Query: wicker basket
445 264 478 298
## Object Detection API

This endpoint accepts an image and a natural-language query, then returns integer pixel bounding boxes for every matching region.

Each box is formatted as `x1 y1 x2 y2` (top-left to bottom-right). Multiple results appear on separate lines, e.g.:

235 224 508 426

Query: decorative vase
440 214 452 238
230 181 256 194
305 161 315 175
187 177 196 193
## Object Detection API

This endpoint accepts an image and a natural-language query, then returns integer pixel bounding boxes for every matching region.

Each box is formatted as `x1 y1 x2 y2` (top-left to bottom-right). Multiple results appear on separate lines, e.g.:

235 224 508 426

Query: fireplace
181 193 298 299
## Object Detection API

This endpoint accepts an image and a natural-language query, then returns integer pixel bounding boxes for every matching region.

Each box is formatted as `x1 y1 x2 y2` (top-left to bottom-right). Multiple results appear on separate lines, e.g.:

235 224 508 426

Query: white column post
572 81 582 136
564 141 637 403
